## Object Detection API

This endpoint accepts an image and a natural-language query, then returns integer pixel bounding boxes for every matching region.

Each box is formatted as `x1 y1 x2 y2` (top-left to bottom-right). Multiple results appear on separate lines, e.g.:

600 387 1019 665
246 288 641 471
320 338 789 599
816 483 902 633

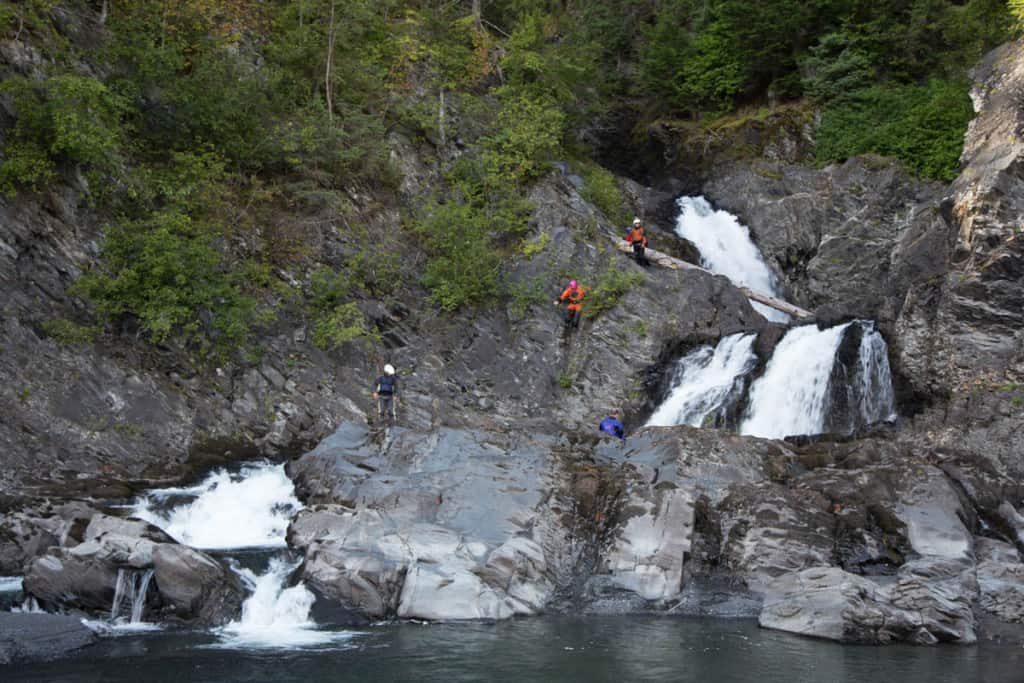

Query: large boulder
758 566 963 645
287 424 579 621
151 544 244 625
23 512 243 625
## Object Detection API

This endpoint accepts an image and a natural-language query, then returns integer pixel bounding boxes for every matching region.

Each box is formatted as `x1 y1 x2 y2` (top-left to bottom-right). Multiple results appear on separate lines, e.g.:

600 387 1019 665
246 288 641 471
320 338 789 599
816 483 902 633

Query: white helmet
633 217 641 226
384 364 395 375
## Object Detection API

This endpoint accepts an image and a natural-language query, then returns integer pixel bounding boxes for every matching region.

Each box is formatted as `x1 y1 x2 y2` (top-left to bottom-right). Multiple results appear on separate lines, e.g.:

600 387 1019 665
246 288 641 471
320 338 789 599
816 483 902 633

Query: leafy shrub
0 75 127 193
584 261 644 318
74 210 260 354
414 201 503 311
482 93 565 187
815 79 973 181
578 162 628 226
312 302 378 351
40 319 98 346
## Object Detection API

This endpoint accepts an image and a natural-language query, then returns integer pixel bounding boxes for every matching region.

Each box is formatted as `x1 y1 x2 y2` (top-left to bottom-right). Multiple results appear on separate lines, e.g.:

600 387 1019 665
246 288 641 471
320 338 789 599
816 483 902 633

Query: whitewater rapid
132 462 302 550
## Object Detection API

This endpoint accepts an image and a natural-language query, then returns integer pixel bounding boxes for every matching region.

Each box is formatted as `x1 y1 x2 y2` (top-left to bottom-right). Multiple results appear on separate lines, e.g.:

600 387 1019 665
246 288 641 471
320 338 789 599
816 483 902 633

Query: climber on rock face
599 409 626 441
373 364 399 423
554 279 585 329
625 217 649 267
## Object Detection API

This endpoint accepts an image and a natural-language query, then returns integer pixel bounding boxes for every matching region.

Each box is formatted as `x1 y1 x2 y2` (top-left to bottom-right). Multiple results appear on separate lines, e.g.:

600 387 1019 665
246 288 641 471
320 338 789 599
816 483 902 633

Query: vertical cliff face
894 39 1024 481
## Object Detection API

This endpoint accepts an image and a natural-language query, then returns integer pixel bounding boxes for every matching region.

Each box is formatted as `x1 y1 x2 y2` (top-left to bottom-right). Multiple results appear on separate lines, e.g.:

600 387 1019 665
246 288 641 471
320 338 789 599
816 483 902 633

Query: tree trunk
325 0 337 123
471 0 482 28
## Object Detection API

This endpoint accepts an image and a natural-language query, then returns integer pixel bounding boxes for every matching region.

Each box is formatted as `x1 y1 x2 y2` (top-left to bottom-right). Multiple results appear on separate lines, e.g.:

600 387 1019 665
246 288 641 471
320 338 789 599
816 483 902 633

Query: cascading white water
110 567 154 624
674 196 790 323
132 462 302 550
216 558 353 649
740 322 853 439
856 322 897 425
646 333 758 427
0 576 22 593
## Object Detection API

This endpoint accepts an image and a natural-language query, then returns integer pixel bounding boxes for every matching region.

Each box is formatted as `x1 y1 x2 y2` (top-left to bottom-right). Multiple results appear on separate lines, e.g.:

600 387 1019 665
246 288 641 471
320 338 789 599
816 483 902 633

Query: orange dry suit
625 226 648 247
559 286 586 313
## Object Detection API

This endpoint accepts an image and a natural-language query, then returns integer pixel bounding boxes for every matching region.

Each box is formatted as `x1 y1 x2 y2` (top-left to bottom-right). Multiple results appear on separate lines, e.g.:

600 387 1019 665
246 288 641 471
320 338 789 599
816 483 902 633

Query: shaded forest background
0 0 1018 361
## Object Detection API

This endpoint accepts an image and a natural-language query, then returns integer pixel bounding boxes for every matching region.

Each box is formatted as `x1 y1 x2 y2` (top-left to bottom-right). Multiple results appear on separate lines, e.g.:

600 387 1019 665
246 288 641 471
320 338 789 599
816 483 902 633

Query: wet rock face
4 415 1011 641
0 612 97 665
287 423 583 621
703 156 950 329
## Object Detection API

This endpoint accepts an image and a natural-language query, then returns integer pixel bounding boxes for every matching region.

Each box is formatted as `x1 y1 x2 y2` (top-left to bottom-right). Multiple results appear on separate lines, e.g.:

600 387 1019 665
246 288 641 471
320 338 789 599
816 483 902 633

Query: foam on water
0 576 23 593
132 462 302 550
674 196 789 323
646 333 758 427
214 558 355 650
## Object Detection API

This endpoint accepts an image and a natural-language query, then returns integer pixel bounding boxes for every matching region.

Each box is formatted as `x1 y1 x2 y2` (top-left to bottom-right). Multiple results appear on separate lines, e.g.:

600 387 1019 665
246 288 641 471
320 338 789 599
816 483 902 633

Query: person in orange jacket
624 217 649 267
553 279 585 328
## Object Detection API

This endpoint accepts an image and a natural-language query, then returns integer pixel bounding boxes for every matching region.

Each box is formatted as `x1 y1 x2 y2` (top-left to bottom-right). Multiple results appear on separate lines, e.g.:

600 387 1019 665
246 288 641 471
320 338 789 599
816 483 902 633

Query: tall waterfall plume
740 323 852 439
646 333 758 428
674 196 789 323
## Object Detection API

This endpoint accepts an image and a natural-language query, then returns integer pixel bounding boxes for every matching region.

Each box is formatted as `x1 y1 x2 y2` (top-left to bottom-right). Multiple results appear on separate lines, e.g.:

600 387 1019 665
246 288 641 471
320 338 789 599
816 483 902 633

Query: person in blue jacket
599 409 625 440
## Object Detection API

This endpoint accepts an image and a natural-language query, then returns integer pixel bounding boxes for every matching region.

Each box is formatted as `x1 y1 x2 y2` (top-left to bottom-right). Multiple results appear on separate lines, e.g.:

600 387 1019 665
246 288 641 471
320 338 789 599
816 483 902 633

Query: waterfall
216 558 352 649
646 333 758 428
110 568 154 624
132 462 303 550
674 196 789 323
0 576 22 593
741 323 852 439
856 322 897 425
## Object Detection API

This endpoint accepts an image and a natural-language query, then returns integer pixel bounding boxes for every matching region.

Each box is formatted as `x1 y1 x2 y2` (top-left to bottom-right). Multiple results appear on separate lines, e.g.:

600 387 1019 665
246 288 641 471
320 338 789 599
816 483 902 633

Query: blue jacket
599 416 625 440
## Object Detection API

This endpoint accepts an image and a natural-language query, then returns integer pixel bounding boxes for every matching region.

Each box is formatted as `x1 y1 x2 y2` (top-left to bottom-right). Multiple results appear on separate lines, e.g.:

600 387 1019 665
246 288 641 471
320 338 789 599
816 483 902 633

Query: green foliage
311 302 377 351
801 32 875 104
578 162 629 225
40 319 98 346
521 231 551 258
413 201 503 311
74 210 263 355
585 262 644 318
505 275 549 319
1013 0 1024 26
482 93 565 187
815 79 974 181
0 74 127 193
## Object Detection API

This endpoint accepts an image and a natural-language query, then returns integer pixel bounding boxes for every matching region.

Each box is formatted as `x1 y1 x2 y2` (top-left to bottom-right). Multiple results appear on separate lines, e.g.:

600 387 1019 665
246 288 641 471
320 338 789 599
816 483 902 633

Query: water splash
741 323 852 439
214 558 355 649
0 576 22 593
110 568 154 624
646 333 758 427
674 196 789 323
132 462 303 550
856 322 897 425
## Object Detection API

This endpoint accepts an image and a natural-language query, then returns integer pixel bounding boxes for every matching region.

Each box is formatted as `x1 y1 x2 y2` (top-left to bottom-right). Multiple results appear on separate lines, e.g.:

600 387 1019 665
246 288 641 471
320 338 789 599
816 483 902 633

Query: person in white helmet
624 217 649 267
373 364 399 422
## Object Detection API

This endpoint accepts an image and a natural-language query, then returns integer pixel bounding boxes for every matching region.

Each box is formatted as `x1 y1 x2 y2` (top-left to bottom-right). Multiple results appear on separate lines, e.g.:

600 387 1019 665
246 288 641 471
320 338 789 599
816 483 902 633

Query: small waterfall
674 196 789 323
646 333 758 428
741 323 852 439
216 558 351 649
110 568 154 623
132 462 303 550
0 576 22 593
856 322 897 425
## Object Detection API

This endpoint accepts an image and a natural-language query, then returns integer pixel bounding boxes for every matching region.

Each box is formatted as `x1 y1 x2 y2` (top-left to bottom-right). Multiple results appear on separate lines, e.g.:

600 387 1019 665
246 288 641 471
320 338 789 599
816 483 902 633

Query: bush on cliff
814 79 974 181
